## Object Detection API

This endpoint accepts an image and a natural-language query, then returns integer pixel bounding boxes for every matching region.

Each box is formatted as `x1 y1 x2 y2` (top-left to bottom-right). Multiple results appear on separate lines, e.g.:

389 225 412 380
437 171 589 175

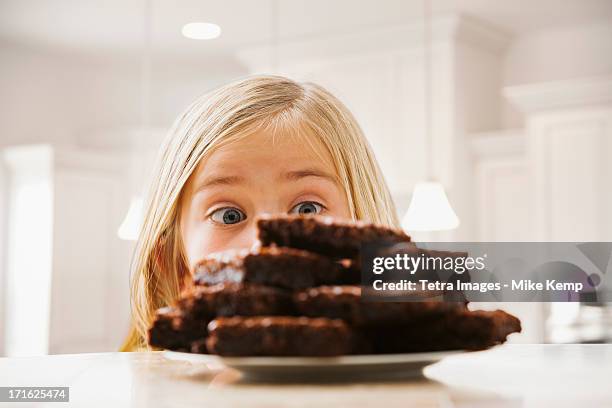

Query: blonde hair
121 75 399 351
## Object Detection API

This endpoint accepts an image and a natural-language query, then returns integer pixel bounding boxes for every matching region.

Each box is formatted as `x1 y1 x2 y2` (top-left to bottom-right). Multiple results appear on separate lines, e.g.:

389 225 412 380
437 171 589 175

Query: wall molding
503 75 612 114
2 144 53 173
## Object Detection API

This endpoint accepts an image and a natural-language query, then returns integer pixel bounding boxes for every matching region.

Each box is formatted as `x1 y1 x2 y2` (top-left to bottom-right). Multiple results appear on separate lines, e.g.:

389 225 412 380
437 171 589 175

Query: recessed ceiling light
181 22 221 40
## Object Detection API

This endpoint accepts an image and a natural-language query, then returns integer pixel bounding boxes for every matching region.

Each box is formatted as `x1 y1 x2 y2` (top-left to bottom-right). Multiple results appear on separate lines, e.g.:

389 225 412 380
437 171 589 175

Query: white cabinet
1 145 132 355
505 76 612 242
471 130 529 241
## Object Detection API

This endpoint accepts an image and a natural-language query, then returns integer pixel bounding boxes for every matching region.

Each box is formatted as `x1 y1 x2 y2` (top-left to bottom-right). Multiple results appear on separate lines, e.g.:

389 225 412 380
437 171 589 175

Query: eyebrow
194 168 337 193
282 168 338 184
196 175 246 190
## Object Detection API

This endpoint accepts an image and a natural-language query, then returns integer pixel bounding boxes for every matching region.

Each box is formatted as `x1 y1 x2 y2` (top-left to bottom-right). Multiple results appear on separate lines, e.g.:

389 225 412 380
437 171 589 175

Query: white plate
163 350 463 380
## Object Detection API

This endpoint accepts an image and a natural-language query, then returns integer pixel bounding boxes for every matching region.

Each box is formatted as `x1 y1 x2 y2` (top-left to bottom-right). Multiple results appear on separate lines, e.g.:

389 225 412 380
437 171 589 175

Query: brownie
257 215 411 259
205 316 354 356
294 285 466 326
147 283 293 351
193 246 359 289
149 213 522 357
363 309 522 353
177 282 294 319
148 307 207 351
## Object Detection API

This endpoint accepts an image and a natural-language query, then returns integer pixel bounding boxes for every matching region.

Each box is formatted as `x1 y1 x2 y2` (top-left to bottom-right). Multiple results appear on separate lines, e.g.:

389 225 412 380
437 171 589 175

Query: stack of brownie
148 215 521 356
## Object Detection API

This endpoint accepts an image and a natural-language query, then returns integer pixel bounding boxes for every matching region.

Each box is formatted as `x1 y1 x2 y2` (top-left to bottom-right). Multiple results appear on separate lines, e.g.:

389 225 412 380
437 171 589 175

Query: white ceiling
1 0 611 55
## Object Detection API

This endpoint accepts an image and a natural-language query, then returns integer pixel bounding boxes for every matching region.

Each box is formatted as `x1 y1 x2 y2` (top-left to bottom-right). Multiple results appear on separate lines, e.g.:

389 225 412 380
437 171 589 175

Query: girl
121 75 399 351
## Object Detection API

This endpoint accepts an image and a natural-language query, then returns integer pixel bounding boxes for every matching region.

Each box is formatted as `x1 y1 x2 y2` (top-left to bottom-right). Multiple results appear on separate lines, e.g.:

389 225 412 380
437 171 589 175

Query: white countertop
1 344 611 407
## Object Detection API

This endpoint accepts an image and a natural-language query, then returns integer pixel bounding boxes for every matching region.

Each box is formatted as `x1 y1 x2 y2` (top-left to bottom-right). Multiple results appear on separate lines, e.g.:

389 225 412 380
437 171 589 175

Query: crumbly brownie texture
294 286 466 326
257 215 411 258
205 316 354 356
191 249 247 286
363 309 522 353
148 283 293 351
177 282 294 319
193 246 358 289
148 307 207 352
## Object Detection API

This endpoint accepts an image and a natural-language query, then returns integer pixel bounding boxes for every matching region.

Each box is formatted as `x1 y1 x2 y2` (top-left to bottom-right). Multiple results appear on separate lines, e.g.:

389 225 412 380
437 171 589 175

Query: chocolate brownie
177 282 294 319
147 283 293 351
257 215 411 259
363 309 522 353
294 285 466 326
193 246 359 289
148 307 207 351
205 316 354 356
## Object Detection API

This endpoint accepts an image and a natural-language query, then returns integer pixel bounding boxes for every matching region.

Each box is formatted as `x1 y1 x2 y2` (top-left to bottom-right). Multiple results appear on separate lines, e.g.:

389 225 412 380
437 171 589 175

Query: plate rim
163 349 464 367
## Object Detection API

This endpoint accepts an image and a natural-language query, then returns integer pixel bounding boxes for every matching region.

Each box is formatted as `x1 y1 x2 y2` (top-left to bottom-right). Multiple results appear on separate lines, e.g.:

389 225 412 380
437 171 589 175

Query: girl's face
179 130 351 271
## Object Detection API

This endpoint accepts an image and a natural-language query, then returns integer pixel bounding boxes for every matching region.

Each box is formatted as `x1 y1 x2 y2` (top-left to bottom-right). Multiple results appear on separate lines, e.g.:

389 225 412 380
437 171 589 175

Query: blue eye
290 201 324 215
210 207 246 225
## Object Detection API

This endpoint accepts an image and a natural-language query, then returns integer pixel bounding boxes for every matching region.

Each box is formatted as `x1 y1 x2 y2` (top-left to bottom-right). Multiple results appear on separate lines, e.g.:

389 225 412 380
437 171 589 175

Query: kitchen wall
1 5 611 354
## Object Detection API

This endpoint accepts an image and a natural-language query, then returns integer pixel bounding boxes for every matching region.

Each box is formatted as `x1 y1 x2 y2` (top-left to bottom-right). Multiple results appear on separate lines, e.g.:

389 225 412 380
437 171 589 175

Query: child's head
125 75 398 349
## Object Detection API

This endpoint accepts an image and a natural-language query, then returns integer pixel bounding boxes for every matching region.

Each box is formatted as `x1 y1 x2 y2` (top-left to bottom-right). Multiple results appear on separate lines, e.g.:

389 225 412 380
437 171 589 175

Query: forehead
196 128 336 178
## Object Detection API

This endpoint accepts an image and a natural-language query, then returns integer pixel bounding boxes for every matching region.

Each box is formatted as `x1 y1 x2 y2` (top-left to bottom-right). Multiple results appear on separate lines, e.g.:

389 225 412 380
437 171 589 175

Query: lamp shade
401 181 460 232
117 196 144 241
